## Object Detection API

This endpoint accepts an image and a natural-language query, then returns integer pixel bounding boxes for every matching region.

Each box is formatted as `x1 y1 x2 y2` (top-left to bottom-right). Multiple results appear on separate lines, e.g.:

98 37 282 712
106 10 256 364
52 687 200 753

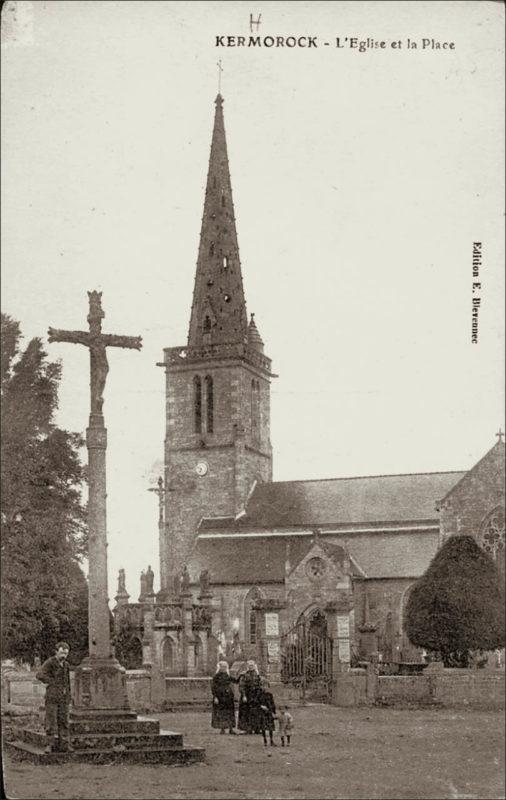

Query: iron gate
280 618 333 701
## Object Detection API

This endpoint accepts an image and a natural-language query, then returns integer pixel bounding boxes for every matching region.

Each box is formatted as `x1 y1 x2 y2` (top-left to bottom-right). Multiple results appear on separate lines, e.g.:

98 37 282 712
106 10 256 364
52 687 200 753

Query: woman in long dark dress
211 661 237 734
238 660 262 734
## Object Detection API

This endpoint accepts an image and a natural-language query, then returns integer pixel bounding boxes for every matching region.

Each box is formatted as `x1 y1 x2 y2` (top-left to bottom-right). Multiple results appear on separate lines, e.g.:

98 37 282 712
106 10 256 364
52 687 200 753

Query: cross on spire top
216 59 223 94
496 428 504 442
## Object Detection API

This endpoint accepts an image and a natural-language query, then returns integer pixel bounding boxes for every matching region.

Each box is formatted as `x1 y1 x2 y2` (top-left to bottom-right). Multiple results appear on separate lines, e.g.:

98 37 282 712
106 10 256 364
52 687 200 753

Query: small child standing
278 705 294 747
258 679 277 747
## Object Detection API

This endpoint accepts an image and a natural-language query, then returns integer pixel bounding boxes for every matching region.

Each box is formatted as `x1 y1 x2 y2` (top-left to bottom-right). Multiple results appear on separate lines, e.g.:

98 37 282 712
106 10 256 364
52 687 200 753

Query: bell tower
159 95 274 595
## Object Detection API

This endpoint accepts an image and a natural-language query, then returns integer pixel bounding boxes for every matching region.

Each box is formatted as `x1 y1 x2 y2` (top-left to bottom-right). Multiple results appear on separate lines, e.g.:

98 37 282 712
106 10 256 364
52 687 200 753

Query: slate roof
188 536 310 584
345 529 440 579
187 528 441 583
199 471 464 531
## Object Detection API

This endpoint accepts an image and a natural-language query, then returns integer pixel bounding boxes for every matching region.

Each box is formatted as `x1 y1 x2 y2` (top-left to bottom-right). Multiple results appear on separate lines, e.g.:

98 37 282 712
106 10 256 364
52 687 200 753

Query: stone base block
72 657 130 710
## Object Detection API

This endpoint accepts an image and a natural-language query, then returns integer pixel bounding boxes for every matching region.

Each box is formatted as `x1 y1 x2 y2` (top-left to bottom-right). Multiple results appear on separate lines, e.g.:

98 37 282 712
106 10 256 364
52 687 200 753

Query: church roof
188 536 310 584
199 470 465 531
436 439 505 505
187 527 441 583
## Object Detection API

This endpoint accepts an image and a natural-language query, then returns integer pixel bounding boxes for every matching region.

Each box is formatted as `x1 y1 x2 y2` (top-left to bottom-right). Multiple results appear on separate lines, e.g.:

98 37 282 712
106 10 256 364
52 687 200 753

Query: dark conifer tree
404 534 505 667
1 313 88 664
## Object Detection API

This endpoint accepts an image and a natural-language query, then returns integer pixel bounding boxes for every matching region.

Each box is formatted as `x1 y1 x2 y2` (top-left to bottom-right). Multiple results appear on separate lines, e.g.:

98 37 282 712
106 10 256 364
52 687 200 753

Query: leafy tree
404 534 505 667
1 313 88 664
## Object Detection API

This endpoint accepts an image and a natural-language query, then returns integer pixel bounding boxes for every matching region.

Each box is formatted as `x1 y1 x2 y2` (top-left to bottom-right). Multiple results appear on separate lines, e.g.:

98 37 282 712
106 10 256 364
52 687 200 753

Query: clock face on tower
195 461 208 477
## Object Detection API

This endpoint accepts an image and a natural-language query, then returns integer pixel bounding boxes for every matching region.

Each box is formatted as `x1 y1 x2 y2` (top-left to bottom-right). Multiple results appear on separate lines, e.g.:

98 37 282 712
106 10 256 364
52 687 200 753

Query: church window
207 278 214 287
209 242 215 256
205 375 214 434
479 508 505 563
224 294 231 303
193 376 202 433
223 256 229 269
306 557 326 580
203 316 212 333
221 192 226 207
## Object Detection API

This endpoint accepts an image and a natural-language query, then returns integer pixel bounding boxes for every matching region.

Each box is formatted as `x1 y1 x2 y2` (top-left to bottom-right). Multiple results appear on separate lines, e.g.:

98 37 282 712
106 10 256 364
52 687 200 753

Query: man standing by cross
48 291 142 710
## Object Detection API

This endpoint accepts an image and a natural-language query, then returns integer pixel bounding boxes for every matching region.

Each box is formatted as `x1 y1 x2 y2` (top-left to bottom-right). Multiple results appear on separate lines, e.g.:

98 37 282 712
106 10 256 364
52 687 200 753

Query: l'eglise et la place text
215 36 456 50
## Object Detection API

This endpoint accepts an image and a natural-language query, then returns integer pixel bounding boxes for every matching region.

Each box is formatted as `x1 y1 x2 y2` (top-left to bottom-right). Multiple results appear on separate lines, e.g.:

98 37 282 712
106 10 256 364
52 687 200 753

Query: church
114 95 505 676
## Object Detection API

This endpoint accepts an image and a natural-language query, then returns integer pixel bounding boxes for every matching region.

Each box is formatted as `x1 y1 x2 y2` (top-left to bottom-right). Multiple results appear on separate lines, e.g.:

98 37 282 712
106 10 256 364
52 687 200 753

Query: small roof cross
496 428 504 442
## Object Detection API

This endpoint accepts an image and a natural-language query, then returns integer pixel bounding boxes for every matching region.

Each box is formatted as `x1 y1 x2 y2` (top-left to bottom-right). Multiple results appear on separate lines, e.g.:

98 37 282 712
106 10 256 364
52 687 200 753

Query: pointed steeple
187 95 248 348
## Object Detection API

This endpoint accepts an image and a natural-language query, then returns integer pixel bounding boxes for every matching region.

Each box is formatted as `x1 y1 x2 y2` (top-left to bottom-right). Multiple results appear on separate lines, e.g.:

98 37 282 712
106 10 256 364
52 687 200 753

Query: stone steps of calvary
6 711 205 766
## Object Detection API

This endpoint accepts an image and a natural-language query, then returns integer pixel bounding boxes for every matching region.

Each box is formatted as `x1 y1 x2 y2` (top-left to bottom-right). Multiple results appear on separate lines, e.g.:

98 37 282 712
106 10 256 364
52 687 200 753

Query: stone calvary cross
48 291 142 710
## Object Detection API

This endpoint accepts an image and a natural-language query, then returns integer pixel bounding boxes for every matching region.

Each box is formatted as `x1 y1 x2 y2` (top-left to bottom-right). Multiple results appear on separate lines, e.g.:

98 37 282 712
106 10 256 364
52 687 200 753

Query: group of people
35 643 294 755
211 659 294 747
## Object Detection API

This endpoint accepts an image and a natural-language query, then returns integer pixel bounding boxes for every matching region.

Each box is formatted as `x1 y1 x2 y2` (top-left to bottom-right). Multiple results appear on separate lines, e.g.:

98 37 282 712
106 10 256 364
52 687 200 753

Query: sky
2 0 504 604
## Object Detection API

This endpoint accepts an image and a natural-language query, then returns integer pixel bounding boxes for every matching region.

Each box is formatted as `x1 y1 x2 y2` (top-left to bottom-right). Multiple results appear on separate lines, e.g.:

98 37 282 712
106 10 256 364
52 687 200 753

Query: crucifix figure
48 291 142 418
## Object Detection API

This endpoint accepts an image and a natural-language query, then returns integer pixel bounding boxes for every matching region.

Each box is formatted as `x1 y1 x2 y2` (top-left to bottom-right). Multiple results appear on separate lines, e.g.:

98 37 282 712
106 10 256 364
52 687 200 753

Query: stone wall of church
439 443 505 545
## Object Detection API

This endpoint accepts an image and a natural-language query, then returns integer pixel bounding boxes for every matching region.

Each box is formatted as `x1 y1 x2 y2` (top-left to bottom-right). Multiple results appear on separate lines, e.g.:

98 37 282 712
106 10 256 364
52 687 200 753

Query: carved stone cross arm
48 328 90 346
101 334 143 350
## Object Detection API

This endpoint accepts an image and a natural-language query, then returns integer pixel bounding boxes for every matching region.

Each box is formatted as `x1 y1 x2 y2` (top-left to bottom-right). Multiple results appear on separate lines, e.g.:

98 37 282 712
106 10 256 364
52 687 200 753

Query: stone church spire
187 94 248 348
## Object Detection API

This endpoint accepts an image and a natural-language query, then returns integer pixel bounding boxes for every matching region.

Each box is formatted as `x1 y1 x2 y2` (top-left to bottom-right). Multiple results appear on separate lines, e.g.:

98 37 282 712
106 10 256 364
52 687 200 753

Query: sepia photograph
1 1 504 798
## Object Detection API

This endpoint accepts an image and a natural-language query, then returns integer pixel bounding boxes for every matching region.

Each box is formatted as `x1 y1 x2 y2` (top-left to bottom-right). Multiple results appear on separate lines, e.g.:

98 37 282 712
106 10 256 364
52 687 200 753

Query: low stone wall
431 669 505 709
163 677 212 708
330 666 505 709
376 675 432 704
5 665 502 712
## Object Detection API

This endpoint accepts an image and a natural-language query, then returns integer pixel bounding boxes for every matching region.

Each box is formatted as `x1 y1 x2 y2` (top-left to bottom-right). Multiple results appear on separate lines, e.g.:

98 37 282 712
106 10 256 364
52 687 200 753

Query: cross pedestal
72 418 129 710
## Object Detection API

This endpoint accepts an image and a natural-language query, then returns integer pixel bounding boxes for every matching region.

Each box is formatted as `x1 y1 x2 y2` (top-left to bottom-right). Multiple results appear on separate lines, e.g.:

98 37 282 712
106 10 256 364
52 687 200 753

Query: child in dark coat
258 679 277 747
